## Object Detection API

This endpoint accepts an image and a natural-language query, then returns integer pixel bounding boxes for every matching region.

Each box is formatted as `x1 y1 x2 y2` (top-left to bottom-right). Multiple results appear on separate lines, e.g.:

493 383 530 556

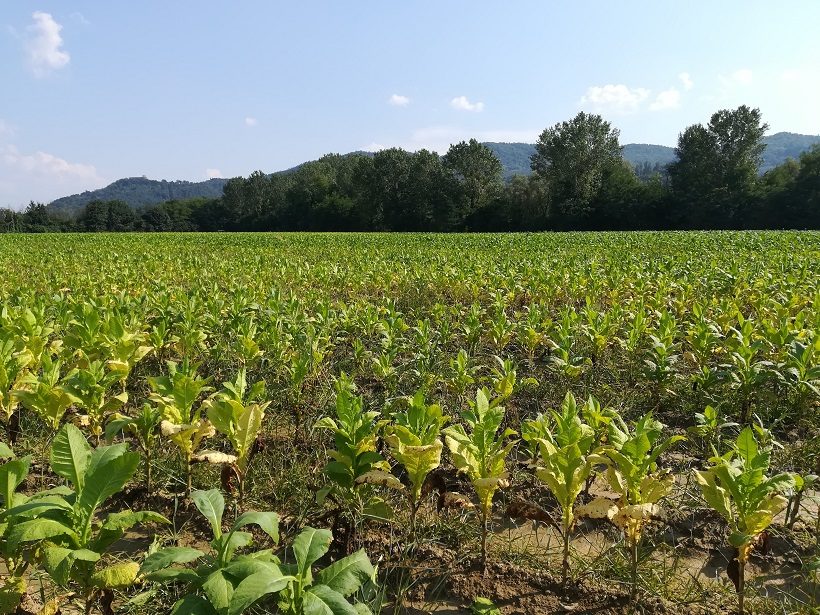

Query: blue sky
1 1 819 208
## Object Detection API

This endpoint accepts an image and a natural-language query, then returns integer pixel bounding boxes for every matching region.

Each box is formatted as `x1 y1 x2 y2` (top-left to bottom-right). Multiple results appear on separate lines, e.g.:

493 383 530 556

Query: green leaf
233 511 279 543
141 547 205 573
50 423 91 491
228 569 292 615
293 527 332 582
172 595 219 615
145 568 203 584
92 510 169 553
315 549 374 597
77 450 140 524
303 584 359 615
202 570 233 614
41 546 100 586
736 426 758 464
192 489 225 539
8 518 78 551
0 456 30 509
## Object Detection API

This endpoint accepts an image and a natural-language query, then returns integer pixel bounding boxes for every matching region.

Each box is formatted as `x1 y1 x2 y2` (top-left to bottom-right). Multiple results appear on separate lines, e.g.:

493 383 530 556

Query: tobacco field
0 231 819 614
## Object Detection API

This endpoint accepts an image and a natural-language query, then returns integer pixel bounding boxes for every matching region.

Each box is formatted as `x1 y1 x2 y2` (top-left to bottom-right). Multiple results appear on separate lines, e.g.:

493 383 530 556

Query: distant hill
49 132 820 213
49 177 228 213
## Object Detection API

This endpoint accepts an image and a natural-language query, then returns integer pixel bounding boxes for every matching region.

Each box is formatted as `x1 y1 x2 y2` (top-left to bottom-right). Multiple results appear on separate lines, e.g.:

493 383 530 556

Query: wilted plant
444 388 516 573
204 368 270 504
578 413 684 601
384 391 448 534
525 392 603 584
695 427 796 615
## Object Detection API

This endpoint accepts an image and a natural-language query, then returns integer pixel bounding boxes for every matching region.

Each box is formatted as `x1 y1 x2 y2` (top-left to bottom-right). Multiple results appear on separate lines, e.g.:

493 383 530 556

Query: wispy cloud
206 168 223 179
388 94 410 107
678 72 694 91
0 120 14 139
450 96 484 112
244 117 258 127
0 143 105 206
579 84 649 114
720 68 753 86
649 88 681 111
25 12 70 77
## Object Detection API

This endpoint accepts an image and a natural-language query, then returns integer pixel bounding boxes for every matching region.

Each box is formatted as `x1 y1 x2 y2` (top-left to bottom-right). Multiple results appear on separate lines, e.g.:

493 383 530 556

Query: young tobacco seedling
384 390 449 534
525 392 603 585
4 424 168 615
315 376 396 548
149 360 213 496
444 388 517 573
204 368 269 504
141 488 289 615
105 403 164 489
694 427 795 615
577 413 684 602
277 526 376 615
0 442 33 613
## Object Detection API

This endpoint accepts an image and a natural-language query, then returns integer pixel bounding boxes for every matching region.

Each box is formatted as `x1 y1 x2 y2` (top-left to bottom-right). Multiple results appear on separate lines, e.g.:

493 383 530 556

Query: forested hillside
45 132 820 213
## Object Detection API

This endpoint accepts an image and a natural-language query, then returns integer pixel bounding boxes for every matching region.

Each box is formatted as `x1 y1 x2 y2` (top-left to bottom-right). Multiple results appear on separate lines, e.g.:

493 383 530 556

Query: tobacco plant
149 360 213 495
444 388 516 572
524 392 603 584
277 526 376 615
0 442 33 612
4 424 167 614
316 376 395 547
105 403 164 489
141 488 289 615
578 413 684 601
384 391 448 534
695 427 796 615
204 368 269 503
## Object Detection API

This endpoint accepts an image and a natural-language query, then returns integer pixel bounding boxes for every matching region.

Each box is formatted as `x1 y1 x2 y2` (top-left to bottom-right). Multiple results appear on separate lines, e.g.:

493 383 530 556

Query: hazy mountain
49 132 819 212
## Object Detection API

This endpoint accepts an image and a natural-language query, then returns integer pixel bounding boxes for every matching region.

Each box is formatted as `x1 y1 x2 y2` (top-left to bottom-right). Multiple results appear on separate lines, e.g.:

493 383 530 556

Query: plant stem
630 538 638 604
481 505 489 575
738 558 745 615
562 528 571 586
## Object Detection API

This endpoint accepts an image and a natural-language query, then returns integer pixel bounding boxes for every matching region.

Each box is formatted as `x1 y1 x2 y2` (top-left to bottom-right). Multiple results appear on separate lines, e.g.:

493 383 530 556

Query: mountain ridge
48 132 820 213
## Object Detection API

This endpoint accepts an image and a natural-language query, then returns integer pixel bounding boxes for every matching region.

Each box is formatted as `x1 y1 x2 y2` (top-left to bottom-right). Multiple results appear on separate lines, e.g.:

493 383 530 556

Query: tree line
3 105 819 233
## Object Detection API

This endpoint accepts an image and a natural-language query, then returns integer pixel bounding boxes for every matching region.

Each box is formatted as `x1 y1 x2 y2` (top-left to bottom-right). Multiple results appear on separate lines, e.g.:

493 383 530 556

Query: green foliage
385 391 448 529
524 392 603 582
316 376 395 531
3 424 167 613
444 389 516 569
142 488 289 615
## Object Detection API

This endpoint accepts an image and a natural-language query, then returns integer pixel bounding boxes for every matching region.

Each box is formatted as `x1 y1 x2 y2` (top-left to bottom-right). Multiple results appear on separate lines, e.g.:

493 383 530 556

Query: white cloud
388 94 410 107
579 84 650 113
363 126 539 155
721 68 754 86
0 144 105 207
206 168 223 179
25 12 70 77
450 96 485 112
0 120 14 139
70 12 90 26
678 72 694 91
244 117 258 127
649 88 681 111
